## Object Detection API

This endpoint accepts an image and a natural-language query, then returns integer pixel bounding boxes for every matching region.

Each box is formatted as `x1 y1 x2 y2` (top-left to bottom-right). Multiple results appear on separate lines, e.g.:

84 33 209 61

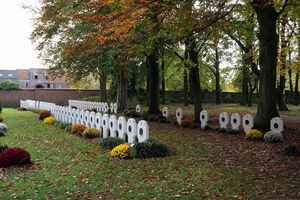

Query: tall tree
250 0 288 131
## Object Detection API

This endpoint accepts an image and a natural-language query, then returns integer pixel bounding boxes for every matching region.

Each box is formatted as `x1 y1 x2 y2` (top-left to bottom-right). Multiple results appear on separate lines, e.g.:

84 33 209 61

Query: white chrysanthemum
0 123 8 132
264 131 283 142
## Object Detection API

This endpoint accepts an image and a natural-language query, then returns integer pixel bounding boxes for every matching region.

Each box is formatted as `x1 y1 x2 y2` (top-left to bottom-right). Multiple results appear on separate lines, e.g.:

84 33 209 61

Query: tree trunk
183 69 189 106
295 73 299 105
277 75 288 111
277 19 288 111
117 69 127 111
215 48 221 104
252 1 280 132
161 58 166 104
288 69 294 103
241 57 249 106
146 53 161 114
130 74 136 97
187 38 202 123
99 73 107 102
183 47 189 106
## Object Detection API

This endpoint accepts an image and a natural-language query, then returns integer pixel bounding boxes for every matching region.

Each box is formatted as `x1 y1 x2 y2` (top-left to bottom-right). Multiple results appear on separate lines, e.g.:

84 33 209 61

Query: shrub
39 110 50 115
0 130 5 137
204 125 211 130
157 115 166 119
44 117 56 124
246 129 263 140
99 137 125 149
158 118 168 123
190 123 200 129
83 127 100 139
110 144 130 159
227 129 240 135
65 124 72 132
53 121 61 127
0 116 3 122
264 131 283 142
135 138 171 158
17 107 27 111
0 144 8 153
180 120 193 128
217 128 227 133
0 147 31 168
141 113 151 120
71 124 87 135
148 116 155 121
0 123 8 132
57 122 72 129
39 113 50 120
283 145 299 156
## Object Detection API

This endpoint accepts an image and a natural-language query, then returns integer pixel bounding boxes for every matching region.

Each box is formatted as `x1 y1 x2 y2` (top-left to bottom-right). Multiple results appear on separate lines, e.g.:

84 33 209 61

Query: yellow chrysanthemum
44 117 56 124
246 129 263 140
111 145 130 159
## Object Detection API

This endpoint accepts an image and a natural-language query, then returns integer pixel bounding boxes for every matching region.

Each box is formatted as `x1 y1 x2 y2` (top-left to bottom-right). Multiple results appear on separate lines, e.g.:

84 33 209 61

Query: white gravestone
71 108 76 125
270 117 284 133
117 117 127 140
79 110 85 125
230 113 241 130
200 110 208 129
89 111 96 128
113 103 117 114
100 102 105 112
74 109 81 125
110 103 114 113
127 118 137 143
84 110 90 127
137 120 149 143
136 105 141 113
102 114 110 138
176 108 183 124
162 107 169 118
95 113 102 131
104 103 109 113
109 115 118 137
219 112 229 129
242 114 254 133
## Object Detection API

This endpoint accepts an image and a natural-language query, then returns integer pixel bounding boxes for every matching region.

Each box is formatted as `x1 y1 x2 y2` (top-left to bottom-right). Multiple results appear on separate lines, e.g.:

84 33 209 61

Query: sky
0 1 41 70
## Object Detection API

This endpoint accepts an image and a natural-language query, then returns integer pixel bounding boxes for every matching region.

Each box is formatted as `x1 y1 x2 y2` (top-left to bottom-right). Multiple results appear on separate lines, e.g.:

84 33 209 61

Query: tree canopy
26 0 300 131
0 80 22 90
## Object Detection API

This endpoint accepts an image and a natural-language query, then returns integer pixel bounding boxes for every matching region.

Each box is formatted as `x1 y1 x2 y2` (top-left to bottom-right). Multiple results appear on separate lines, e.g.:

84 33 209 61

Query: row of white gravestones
20 100 58 111
213 111 283 133
68 100 117 114
52 105 149 142
160 106 284 133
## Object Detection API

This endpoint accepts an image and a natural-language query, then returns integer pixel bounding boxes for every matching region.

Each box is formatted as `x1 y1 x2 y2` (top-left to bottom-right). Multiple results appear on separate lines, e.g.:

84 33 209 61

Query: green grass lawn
0 107 299 199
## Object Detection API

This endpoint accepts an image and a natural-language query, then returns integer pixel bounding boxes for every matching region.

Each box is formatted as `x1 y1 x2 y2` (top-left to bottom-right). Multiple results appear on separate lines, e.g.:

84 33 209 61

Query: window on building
47 84 50 88
26 83 29 87
8 74 12 77
35 75 38 79
0 74 3 76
